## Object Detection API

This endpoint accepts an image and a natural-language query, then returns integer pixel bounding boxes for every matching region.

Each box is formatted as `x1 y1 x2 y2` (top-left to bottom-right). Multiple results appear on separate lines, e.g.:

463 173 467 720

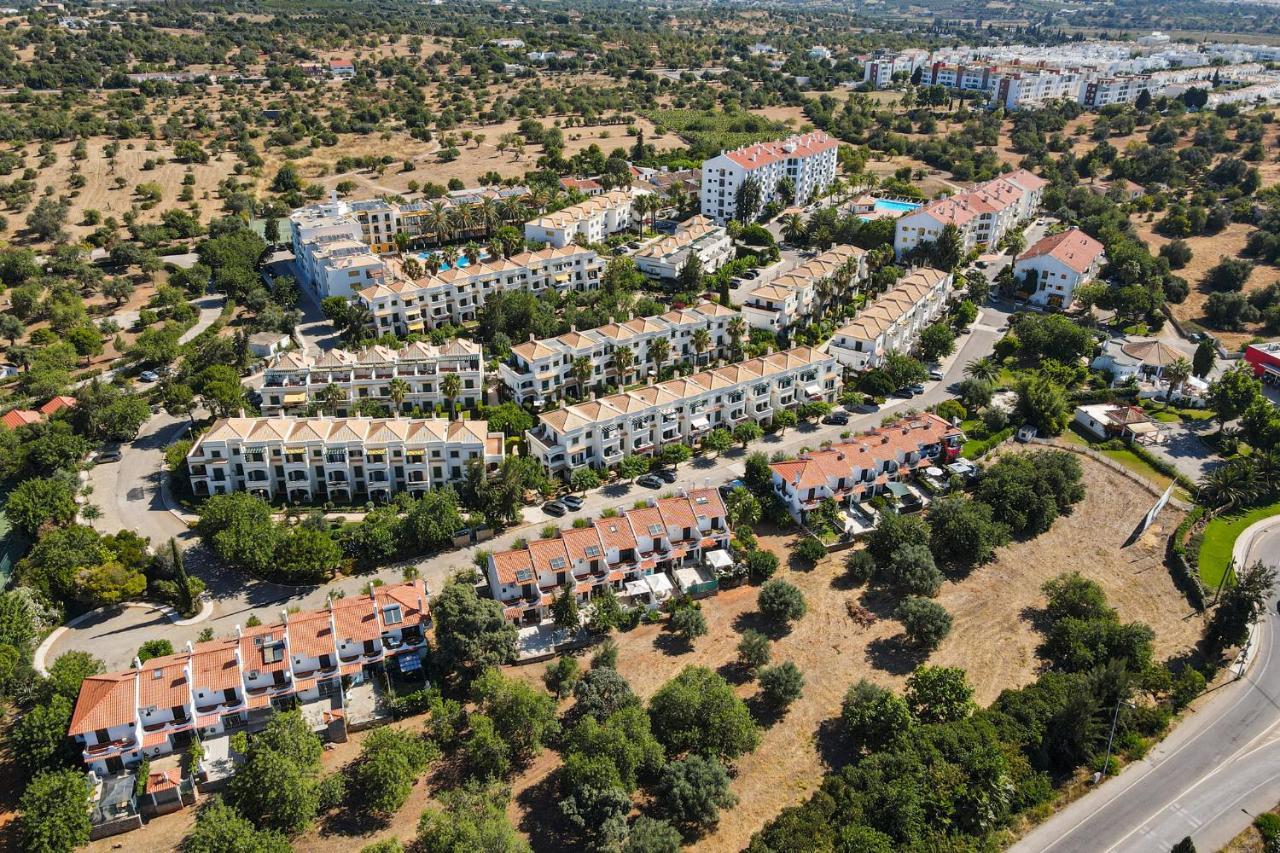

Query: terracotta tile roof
721 131 839 170
139 656 190 710
656 496 698 531
561 526 606 563
0 409 41 430
1017 227 1104 274
375 579 429 625
39 395 77 416
287 611 336 660
191 642 240 693
626 506 666 543
527 537 572 576
491 547 535 586
69 673 136 735
687 488 726 521
240 625 291 675
594 516 638 552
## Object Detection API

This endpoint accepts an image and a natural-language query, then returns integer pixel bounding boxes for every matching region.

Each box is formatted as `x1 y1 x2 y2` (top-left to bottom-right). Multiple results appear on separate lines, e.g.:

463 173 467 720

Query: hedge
1167 505 1206 611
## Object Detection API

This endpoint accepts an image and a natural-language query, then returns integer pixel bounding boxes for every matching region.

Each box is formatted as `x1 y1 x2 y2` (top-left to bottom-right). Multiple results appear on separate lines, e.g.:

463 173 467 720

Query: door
106 756 124 774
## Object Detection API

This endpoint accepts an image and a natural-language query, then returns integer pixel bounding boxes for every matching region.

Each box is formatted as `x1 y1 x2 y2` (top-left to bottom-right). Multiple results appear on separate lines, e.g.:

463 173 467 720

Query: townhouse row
770 413 964 521
498 301 742 406
893 169 1047 259
186 416 504 503
525 346 841 474
829 267 953 371
742 245 868 335
69 582 430 777
523 189 639 248
700 132 840 224
487 489 730 625
354 245 604 335
260 340 484 416
633 215 734 280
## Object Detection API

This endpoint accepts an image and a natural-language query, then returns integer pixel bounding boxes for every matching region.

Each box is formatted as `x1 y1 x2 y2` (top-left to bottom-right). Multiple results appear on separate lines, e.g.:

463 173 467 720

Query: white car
139 370 159 382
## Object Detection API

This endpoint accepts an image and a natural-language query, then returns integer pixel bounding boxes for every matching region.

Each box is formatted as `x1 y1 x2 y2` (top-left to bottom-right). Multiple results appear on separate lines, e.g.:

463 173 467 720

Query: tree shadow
857 587 902 620
731 609 790 640
716 659 754 686
653 631 695 657
516 767 576 853
865 635 927 675
600 482 632 499
814 715 856 771
691 456 717 470
829 570 864 591
1019 603 1053 636
747 694 788 728
318 797 392 838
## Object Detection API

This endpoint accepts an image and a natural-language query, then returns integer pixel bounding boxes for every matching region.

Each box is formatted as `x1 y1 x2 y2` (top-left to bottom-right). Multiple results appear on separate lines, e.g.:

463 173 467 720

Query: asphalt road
1010 521 1280 853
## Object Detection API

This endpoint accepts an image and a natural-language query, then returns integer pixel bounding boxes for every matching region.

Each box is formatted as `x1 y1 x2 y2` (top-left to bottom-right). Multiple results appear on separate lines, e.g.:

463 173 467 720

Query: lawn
1197 499 1280 589
1059 428 1181 494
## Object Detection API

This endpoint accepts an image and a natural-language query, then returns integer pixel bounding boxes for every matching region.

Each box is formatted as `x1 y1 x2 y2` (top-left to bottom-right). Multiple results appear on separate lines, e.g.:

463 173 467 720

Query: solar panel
549 557 567 570
585 545 601 557
515 568 534 583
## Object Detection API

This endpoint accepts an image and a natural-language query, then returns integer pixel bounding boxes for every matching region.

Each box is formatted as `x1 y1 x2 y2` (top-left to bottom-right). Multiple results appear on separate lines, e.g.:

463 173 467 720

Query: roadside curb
1229 515 1280 679
33 601 201 675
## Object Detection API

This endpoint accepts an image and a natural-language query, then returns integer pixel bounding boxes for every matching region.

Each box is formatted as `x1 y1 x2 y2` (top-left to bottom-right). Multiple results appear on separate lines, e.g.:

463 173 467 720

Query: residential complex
486 489 730 625
498 301 742 405
921 61 1089 110
633 216 734 280
186 416 504 502
742 245 867 334
260 340 485 416
525 346 840 473
68 581 430 777
862 49 930 87
829 267 952 371
523 189 637 247
893 169 1047 258
355 245 604 335
770 413 963 521
1013 227 1106 308
699 131 840 224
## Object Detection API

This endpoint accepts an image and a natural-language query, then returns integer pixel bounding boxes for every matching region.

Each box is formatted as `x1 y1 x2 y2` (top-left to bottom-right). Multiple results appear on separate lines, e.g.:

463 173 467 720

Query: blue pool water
414 251 490 270
873 199 922 214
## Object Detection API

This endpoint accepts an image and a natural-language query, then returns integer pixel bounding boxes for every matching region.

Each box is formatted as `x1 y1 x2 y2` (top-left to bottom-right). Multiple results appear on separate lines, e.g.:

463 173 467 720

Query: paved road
1011 521 1280 853
55 300 1010 671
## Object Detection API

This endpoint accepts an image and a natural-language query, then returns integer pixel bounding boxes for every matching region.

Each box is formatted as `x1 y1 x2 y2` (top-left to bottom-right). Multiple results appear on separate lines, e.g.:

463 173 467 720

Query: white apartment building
1081 75 1153 107
525 347 840 474
68 581 430 777
294 236 389 300
829 267 953 371
499 301 742 405
863 49 930 86
1013 227 1106 309
700 132 839 224
356 245 604 335
487 490 729 625
524 189 638 248
742 245 867 335
770 413 964 520
633 216 734 280
894 169 1047 259
186 416 504 503
260 340 485 416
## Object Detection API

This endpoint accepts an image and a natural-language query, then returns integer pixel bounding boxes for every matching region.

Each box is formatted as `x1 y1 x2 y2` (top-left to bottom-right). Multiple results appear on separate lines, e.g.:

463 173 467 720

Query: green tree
648 666 759 759
735 176 763 222
1206 364 1263 431
349 728 437 816
904 665 974 723
229 712 323 835
432 581 518 679
841 679 911 752
883 542 944 597
623 817 682 853
472 668 559 761
657 754 738 829
183 798 291 853
1192 339 1216 378
18 769 91 853
758 661 805 709
416 783 531 853
574 666 638 720
1207 560 1277 652
733 421 763 447
11 695 74 777
551 585 580 630
793 536 827 566
773 409 798 435
702 427 734 456
746 549 780 583
274 527 342 583
618 454 651 482
570 466 601 493
544 656 581 699
758 579 807 626
916 322 956 362
463 713 511 780
737 629 771 675
5 477 77 536
927 495 1008 569
137 639 174 663
670 607 708 643
894 597 953 650
588 585 624 633
1015 374 1071 436
198 492 280 576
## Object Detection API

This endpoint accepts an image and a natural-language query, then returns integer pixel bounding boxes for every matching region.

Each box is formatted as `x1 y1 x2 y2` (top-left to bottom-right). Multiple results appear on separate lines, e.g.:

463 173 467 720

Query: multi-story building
356 245 605 335
499 301 741 405
633 216 734 280
829 267 952 371
1013 227 1106 309
260 340 485 416
487 490 729 625
862 49 930 87
525 346 840 474
294 236 389 300
68 581 430 777
742 245 867 335
1081 75 1153 107
700 132 839 224
1244 341 1280 387
893 169 1047 258
524 189 637 248
770 413 964 521
186 416 504 503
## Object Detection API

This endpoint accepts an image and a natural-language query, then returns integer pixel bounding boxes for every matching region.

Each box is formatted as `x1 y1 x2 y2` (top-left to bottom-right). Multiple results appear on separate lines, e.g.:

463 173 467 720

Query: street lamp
1093 696 1135 784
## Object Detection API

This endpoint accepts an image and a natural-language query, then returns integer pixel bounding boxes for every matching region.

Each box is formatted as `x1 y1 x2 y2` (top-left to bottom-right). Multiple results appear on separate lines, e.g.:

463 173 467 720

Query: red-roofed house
0 408 41 430
39 395 77 416
1014 227 1105 308
894 169 1047 258
560 177 604 197
329 56 355 78
700 131 839 224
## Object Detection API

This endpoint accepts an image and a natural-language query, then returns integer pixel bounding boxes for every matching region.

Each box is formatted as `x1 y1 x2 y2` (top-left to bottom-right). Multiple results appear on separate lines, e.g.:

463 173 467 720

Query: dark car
892 387 915 399
542 500 567 516
718 478 747 498
908 383 926 395
96 449 123 463
637 474 663 489
656 468 678 484
561 495 584 511
822 412 849 426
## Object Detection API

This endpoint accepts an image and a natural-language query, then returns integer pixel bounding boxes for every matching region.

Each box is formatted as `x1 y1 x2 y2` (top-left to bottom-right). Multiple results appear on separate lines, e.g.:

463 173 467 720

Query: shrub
894 597 952 651
656 755 738 829
737 629 771 674
670 607 708 643
845 549 876 584
757 579 807 626
758 661 805 709
841 679 910 752
793 537 827 565
746 549 779 583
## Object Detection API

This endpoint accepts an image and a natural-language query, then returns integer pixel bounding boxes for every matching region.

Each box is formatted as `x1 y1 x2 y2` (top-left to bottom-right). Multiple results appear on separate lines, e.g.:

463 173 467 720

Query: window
549 556 567 570
382 604 403 625
584 545 601 558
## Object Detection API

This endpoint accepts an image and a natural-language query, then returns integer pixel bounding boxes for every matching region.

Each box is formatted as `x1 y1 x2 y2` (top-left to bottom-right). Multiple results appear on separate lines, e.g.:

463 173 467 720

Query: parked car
740 270 759 280
139 370 159 382
928 367 944 381
96 449 122 463
656 468 677 484
892 387 915 399
561 495 584 511
908 383 925 395
822 412 849 426
637 474 663 489
718 478 747 499
542 500 567 516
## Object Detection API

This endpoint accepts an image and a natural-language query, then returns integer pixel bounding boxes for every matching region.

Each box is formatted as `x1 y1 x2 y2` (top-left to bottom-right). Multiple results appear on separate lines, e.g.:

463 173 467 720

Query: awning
624 580 651 598
396 654 423 673
691 415 710 431
705 549 733 570
1128 422 1159 435
407 321 426 332
554 273 570 283
804 382 823 398
646 573 675 598
283 393 307 404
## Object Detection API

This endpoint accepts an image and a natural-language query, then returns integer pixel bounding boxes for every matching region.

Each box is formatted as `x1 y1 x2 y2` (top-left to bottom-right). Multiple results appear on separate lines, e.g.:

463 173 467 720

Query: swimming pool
873 199 922 214
413 251 489 270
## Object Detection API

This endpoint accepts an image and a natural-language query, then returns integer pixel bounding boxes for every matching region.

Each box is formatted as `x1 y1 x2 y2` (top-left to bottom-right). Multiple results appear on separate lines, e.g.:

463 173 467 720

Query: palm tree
477 197 501 237
1197 460 1260 513
425 201 451 245
965 357 1000 383
612 345 635 388
450 205 477 241
692 327 712 366
441 372 461 420
781 213 807 246
320 383 347 416
499 197 527 225
571 355 594 398
388 378 409 415
1164 357 1193 402
727 316 746 360
393 231 411 254
463 242 482 265
486 237 504 260
649 336 670 379
528 185 551 213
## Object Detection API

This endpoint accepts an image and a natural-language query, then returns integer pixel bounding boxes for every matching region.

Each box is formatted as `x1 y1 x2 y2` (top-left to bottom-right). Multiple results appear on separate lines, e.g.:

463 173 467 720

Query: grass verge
1197 499 1280 589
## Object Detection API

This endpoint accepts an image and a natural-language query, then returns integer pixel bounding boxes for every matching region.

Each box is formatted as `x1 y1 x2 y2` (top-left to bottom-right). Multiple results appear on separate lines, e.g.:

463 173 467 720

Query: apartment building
525 346 840 474
633 216 734 280
1013 227 1106 309
260 340 484 416
68 581 430 777
524 189 637 247
356 245 605 335
742 245 867 334
499 301 741 405
294 236 389 300
862 49 930 86
487 490 729 625
699 132 839 224
770 413 964 521
893 169 1047 258
1081 75 1152 107
186 416 504 503
829 267 953 371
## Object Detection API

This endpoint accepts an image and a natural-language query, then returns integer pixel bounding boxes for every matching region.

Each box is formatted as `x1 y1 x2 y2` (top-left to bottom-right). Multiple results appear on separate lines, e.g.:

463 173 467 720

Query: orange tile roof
561 526 606 563
0 409 41 430
656 496 697 531
139 656 190 710
332 594 382 644
492 547 535 586
39 395 77 416
69 673 136 735
191 642 240 693
1017 227 1104 274
527 537 572 576
593 516 637 552
287 611 336 660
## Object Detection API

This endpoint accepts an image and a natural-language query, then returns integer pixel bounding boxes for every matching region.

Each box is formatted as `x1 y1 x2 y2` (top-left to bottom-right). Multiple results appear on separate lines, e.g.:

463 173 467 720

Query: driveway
1145 420 1222 483
263 252 343 355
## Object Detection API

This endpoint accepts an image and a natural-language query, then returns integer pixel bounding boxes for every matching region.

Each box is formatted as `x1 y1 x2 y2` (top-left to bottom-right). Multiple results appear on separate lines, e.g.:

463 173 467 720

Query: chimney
279 609 289 624
234 624 242 638
185 640 194 653
132 656 142 670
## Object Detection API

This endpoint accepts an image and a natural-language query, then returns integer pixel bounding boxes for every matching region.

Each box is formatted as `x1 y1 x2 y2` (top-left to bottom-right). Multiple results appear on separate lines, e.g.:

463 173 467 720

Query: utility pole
1095 695 1132 784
